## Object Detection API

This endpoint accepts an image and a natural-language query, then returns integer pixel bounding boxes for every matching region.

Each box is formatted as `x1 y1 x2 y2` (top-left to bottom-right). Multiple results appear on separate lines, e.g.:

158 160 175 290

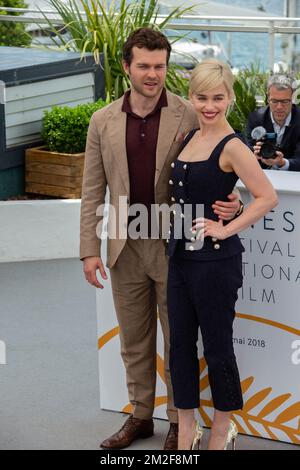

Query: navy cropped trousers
167 254 244 412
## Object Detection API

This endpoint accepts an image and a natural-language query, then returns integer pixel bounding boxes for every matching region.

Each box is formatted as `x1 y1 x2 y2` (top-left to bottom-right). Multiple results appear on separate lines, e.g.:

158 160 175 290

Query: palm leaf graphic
257 394 292 419
274 402 300 424
156 353 165 383
200 374 210 392
241 376 254 394
242 388 272 413
199 357 207 375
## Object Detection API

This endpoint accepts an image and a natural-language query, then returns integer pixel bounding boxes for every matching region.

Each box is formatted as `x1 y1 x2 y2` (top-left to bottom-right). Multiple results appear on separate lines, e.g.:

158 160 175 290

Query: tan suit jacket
80 90 199 268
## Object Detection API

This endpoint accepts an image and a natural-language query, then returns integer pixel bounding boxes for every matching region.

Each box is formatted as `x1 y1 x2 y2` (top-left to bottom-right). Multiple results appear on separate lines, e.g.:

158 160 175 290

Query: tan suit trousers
110 238 177 423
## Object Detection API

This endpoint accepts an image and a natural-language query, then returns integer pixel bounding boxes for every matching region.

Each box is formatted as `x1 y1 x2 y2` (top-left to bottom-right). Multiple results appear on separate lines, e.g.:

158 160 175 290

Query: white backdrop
97 172 300 445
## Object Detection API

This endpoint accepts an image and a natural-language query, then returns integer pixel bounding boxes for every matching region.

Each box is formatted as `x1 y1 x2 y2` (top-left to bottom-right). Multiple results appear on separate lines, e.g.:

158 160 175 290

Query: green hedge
41 99 106 154
0 0 31 47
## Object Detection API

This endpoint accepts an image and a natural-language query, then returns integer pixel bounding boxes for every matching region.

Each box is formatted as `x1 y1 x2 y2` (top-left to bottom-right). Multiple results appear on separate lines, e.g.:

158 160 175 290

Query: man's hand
212 193 241 221
260 150 285 168
253 142 286 168
83 256 107 289
253 140 263 158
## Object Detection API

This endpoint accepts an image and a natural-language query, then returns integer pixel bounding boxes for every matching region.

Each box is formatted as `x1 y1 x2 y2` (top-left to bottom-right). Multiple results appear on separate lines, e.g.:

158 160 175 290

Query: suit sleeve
245 112 256 148
80 112 107 260
285 135 300 171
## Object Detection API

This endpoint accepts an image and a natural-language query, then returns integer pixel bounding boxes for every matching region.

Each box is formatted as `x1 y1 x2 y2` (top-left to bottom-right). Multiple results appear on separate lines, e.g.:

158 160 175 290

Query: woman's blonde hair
189 59 235 98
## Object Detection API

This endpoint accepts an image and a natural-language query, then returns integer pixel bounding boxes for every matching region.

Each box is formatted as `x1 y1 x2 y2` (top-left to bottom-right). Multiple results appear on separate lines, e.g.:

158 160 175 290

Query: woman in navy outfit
167 59 278 450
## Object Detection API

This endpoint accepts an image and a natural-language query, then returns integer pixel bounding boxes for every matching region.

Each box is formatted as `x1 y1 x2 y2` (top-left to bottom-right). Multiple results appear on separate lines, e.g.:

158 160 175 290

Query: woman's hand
191 218 228 240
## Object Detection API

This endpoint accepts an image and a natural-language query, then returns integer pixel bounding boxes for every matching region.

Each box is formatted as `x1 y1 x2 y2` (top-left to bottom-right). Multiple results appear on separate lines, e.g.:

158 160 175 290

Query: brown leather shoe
100 415 154 449
163 423 178 450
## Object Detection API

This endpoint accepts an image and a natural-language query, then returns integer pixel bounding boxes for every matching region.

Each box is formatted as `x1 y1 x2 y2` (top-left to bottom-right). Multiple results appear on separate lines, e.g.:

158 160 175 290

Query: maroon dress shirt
122 88 168 236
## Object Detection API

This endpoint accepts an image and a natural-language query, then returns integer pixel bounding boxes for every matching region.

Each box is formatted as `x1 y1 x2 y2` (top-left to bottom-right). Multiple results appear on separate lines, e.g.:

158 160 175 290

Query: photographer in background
246 74 300 171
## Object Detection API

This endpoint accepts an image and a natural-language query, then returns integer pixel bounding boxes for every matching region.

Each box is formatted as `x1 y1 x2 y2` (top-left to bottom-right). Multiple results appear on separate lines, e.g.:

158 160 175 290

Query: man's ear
122 60 129 75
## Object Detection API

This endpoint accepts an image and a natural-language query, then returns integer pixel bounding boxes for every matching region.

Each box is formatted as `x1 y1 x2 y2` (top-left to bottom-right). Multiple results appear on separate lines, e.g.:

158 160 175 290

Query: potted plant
25 99 106 198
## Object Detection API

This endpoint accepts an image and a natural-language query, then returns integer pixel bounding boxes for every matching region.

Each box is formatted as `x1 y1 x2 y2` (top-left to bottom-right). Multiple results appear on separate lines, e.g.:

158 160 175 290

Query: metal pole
269 21 275 71
227 32 232 65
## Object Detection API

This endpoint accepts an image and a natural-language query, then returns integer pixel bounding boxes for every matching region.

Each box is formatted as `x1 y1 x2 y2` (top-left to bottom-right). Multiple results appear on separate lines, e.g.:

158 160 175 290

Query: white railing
1 7 300 69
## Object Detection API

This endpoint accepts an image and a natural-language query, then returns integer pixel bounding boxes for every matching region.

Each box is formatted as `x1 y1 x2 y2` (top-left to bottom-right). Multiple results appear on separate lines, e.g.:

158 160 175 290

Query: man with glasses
246 74 300 171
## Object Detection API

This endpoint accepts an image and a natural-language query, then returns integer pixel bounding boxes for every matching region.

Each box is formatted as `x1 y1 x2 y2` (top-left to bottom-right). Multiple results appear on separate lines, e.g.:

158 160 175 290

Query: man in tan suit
80 28 241 450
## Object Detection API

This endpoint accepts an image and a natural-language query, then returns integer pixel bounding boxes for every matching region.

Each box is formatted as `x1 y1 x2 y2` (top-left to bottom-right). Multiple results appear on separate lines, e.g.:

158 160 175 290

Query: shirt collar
122 88 168 117
270 110 292 129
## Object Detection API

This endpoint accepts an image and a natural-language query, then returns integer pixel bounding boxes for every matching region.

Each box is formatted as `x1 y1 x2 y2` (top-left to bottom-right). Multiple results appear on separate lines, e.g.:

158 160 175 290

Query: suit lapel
280 106 295 148
264 109 274 132
280 124 292 148
106 106 129 195
155 94 184 186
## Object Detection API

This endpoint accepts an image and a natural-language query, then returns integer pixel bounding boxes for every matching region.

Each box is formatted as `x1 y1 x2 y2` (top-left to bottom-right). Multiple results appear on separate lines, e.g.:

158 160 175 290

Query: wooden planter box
25 147 85 198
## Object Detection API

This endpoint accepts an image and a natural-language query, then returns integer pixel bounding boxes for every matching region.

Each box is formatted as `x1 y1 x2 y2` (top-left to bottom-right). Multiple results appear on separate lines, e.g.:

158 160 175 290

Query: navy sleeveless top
167 129 245 261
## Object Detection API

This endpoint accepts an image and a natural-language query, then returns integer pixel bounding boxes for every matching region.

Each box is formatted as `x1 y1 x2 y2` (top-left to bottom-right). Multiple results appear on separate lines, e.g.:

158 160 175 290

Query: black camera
251 126 280 159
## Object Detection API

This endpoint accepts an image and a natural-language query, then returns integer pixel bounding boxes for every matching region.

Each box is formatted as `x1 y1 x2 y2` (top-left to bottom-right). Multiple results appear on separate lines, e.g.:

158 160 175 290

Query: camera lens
260 141 277 159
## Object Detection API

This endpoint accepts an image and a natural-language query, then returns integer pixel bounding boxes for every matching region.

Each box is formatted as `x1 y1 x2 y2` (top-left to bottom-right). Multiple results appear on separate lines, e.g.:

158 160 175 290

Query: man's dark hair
122 27 172 66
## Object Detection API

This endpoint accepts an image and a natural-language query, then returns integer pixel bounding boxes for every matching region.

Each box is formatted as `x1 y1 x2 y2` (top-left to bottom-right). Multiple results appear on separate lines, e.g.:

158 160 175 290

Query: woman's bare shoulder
224 135 253 158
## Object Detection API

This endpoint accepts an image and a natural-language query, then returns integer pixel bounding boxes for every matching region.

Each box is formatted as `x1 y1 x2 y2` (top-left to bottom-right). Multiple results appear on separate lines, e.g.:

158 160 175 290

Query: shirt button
214 243 220 250
179 181 183 186
183 164 187 170
171 196 175 202
141 133 145 137
171 162 175 168
169 180 174 185
179 198 184 204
